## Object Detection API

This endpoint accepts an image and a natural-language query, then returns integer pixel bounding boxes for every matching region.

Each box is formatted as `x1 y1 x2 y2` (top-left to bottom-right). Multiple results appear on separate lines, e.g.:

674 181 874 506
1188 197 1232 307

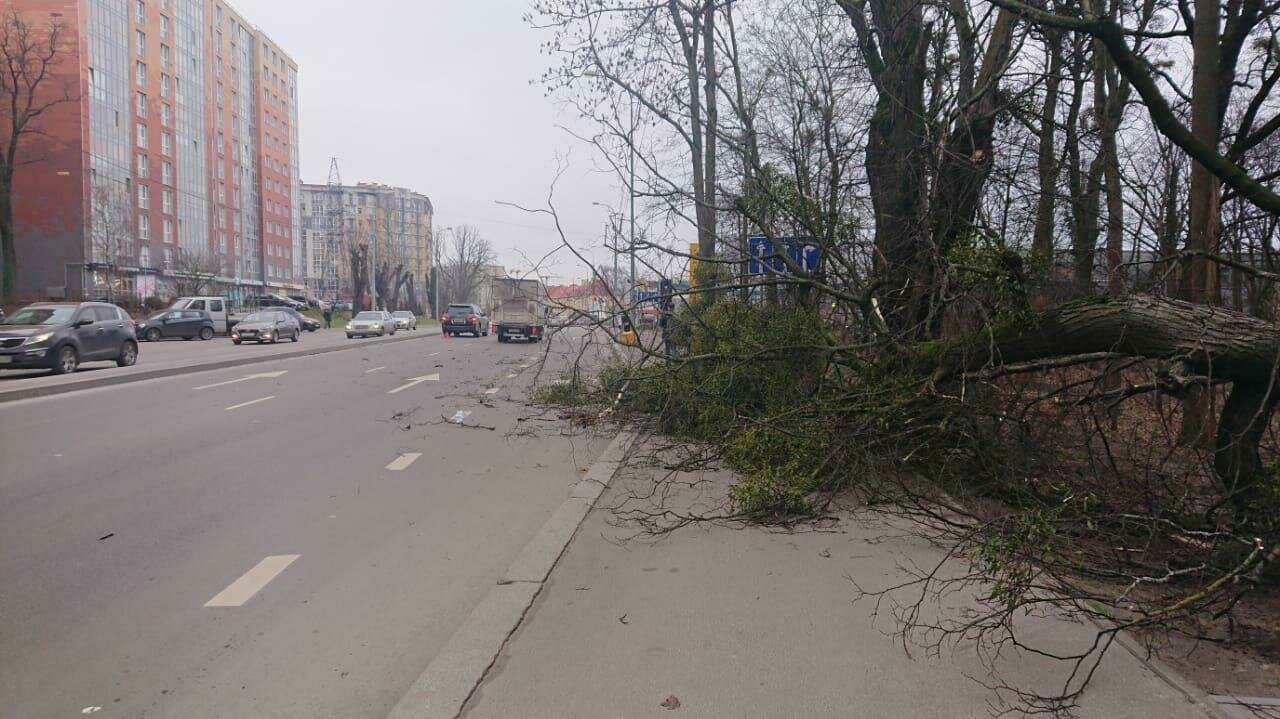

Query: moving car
230 311 300 344
346 310 396 338
136 309 216 341
391 311 418 331
0 302 139 374
441 303 488 337
278 306 321 332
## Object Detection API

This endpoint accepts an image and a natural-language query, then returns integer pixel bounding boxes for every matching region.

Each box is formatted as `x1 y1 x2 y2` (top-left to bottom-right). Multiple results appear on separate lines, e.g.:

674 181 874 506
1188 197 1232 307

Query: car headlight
24 331 54 346
345 323 353 330
372 323 381 328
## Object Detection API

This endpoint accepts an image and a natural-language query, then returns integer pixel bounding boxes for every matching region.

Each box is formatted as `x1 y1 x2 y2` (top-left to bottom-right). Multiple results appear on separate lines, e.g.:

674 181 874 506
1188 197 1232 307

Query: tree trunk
1178 0 1225 447
1031 30 1064 274
839 0 929 330
934 294 1279 520
0 171 14 300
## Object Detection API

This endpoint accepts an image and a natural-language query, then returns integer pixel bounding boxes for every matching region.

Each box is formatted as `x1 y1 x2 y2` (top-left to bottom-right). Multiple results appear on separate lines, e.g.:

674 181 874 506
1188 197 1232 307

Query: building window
161 103 171 126
136 0 145 22
160 14 170 39
135 91 147 117
136 122 148 147
136 154 148 178
161 161 172 185
163 218 173 242
160 44 170 70
139 215 150 241
137 184 149 209
136 61 146 86
139 245 151 268
161 132 172 155
136 30 146 56
160 74 170 97
164 247 173 267
162 189 173 214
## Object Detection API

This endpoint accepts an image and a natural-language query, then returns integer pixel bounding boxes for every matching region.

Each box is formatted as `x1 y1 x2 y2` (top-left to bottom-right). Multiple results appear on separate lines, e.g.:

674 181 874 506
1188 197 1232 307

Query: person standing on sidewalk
323 305 333 329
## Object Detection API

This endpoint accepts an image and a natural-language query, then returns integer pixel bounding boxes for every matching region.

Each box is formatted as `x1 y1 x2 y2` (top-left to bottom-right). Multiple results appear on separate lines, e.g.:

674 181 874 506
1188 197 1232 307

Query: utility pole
369 209 378 311
434 225 450 318
628 99 637 307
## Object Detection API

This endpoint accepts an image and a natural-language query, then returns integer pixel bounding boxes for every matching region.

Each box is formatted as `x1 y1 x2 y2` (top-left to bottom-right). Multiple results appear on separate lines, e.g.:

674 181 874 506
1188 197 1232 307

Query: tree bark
1031 29 1064 273
933 294 1280 516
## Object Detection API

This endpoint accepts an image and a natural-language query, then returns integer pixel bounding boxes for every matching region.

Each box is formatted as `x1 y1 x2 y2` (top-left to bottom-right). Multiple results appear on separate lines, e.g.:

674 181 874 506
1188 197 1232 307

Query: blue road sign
747 237 821 274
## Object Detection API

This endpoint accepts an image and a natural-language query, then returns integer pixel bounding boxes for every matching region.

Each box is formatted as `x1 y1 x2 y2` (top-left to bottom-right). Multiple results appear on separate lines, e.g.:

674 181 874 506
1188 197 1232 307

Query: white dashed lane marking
385 453 422 471
224 396 275 411
365 366 386 373
204 555 300 607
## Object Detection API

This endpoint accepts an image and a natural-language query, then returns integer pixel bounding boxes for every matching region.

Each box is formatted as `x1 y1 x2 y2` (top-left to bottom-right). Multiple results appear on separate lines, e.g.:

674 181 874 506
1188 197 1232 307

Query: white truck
169 296 255 334
488 277 546 343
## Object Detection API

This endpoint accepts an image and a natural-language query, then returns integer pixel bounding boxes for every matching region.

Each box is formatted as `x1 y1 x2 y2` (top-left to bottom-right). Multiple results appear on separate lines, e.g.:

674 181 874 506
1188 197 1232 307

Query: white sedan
391 311 418 331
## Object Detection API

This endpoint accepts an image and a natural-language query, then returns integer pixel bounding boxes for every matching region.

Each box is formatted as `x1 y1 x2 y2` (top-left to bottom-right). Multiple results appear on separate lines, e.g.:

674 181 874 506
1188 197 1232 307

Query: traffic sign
747 237 821 274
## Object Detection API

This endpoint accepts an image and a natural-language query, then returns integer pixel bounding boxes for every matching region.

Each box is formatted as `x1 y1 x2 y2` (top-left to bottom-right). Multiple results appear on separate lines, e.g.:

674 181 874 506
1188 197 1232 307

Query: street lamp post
434 226 451 318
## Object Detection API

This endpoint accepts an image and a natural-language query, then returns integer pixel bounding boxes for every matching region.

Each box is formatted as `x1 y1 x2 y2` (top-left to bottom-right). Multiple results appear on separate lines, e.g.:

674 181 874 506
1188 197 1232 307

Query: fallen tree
932 294 1280 518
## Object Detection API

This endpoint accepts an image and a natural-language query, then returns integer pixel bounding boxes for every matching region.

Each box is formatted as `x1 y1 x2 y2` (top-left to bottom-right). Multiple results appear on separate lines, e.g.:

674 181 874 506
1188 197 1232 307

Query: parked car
229 311 300 344
441 303 488 337
169 296 233 333
346 310 396 338
0 302 138 374
136 309 216 341
391 311 418 331
249 294 304 310
288 294 319 308
277 306 321 332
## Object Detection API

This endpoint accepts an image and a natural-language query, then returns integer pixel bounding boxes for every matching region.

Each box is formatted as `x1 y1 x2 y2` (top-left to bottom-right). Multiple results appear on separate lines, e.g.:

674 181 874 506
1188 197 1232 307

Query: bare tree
439 224 495 306
0 9 73 300
88 181 133 304
170 248 219 298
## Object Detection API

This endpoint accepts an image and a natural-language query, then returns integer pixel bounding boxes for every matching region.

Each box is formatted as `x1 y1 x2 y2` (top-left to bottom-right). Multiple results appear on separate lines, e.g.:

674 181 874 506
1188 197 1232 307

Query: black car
278 306 321 332
0 302 139 374
441 303 489 337
135 309 216 341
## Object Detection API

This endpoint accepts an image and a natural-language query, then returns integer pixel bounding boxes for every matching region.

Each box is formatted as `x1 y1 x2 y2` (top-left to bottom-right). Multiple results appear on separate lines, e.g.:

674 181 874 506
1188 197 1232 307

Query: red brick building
5 0 301 303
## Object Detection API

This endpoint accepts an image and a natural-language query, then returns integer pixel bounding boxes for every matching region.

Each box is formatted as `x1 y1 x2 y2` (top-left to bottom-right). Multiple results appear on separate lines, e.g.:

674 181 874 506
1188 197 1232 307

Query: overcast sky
231 0 620 282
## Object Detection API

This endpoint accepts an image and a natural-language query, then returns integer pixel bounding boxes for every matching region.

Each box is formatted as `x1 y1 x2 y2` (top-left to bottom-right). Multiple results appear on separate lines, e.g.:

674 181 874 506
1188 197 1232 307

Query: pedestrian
323 304 333 329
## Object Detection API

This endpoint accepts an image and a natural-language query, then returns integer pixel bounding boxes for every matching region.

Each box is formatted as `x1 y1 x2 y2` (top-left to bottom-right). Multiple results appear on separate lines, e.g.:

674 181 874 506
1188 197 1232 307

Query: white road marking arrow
194 370 287 391
388 373 440 394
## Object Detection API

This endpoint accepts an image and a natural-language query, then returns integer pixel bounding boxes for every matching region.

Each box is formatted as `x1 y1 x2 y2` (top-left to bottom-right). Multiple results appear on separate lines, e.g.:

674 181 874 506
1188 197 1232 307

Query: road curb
1086 604 1236 719
385 430 638 719
0 329 438 403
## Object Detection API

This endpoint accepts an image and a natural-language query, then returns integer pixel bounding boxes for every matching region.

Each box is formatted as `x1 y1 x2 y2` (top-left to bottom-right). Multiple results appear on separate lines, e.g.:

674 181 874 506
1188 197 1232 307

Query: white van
170 296 230 333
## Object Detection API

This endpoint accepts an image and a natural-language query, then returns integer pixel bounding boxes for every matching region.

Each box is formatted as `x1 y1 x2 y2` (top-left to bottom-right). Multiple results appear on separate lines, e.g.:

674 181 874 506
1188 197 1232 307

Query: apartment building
299 182 433 311
6 0 301 302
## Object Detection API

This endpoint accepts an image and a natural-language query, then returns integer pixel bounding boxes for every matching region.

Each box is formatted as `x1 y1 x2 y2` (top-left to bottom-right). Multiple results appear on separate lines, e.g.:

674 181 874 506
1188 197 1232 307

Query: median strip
224 395 275 411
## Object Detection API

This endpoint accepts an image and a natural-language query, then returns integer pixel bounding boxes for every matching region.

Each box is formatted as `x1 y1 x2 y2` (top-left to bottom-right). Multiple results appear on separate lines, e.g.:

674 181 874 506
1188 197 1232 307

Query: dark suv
441 303 489 337
0 302 139 374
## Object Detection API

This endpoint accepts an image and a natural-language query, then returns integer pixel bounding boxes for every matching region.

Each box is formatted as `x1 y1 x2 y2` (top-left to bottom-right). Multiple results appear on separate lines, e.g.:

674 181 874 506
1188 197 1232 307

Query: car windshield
242 312 278 323
393 311 413 317
448 306 472 314
148 310 171 320
4 306 77 325
354 312 382 320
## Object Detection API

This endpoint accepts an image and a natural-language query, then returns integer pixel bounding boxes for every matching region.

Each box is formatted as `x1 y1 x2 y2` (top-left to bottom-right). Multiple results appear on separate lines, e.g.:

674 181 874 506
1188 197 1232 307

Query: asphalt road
0 327 613 718
0 326 434 401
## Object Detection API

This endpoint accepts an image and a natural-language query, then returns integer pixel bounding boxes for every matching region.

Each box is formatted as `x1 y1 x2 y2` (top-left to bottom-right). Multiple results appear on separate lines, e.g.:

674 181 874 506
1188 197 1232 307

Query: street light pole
434 226 451 318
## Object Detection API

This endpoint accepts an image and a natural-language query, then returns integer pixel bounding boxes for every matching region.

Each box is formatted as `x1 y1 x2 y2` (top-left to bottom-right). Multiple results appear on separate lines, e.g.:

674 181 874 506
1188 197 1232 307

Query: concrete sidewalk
462 438 1220 719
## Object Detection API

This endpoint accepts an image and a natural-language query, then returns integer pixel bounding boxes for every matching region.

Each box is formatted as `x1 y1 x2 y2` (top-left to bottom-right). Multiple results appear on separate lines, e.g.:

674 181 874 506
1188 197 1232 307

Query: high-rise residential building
299 182 433 312
5 0 301 302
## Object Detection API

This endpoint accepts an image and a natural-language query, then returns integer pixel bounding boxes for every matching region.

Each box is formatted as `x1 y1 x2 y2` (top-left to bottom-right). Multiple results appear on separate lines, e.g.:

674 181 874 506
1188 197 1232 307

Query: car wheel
52 345 78 375
291 330 299 343
117 340 138 367
200 327 215 340
233 338 242 345
498 335 508 343
146 327 162 342
346 333 355 339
